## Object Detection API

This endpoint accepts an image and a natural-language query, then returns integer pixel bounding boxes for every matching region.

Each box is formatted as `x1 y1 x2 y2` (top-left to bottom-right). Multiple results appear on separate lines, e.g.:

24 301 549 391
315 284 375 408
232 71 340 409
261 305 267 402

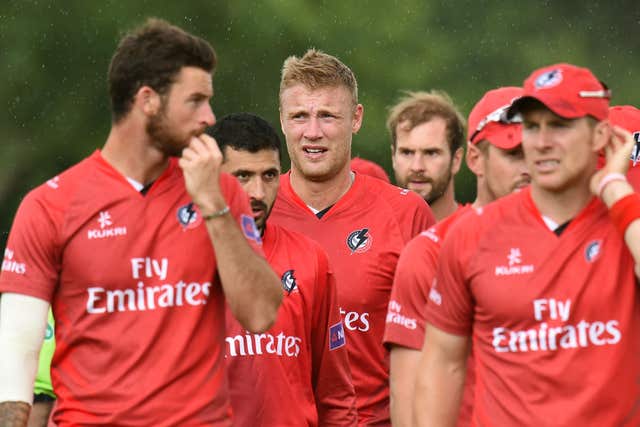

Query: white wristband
597 173 627 199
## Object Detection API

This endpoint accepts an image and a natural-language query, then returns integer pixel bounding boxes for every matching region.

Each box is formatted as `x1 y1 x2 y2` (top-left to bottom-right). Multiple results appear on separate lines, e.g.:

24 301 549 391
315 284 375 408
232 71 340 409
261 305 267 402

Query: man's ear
451 146 464 176
136 86 161 116
466 142 484 177
592 119 611 153
352 103 364 134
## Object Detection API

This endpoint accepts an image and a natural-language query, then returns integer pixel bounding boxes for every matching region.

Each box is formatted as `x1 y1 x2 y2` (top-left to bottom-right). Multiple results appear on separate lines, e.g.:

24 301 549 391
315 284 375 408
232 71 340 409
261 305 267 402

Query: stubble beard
147 108 187 158
425 168 452 205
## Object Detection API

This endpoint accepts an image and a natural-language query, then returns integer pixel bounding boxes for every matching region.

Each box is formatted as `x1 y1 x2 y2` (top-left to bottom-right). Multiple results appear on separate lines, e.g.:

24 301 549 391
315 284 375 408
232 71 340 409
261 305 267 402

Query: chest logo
281 269 298 294
87 211 127 240
176 203 201 230
584 240 602 263
494 247 535 276
346 228 372 254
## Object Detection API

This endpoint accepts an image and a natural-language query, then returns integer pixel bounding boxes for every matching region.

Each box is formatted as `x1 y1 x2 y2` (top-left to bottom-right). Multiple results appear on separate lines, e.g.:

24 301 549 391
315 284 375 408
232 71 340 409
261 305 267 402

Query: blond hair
279 49 358 106
386 90 466 153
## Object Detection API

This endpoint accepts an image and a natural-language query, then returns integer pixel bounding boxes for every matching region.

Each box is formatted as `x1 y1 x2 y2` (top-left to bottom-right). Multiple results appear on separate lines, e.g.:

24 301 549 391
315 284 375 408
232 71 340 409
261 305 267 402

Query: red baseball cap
468 86 523 149
509 63 611 121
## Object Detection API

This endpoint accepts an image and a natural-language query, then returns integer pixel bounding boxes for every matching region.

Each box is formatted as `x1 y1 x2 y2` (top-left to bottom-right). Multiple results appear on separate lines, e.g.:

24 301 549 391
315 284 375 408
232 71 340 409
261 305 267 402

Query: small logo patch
585 240 602 262
281 269 298 294
329 321 346 350
45 323 54 340
176 203 201 229
346 228 372 254
535 69 563 89
631 132 640 166
241 214 262 245
87 211 127 240
494 248 535 276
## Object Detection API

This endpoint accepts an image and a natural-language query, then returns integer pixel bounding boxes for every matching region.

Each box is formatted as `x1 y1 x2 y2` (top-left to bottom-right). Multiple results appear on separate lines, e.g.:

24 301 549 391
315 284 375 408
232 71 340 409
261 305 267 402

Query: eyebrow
231 169 256 176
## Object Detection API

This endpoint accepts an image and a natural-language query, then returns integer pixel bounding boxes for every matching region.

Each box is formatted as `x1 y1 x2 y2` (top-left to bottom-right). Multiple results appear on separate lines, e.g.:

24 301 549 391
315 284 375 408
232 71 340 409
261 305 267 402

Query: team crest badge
584 240 602 262
281 269 298 294
346 228 372 254
241 214 262 245
535 69 563 90
177 203 201 230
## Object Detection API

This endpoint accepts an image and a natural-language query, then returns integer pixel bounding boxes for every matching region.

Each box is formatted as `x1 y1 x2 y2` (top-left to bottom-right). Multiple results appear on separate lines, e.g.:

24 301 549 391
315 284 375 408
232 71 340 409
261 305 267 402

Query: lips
534 159 560 173
302 145 328 159
407 175 431 186
251 201 267 215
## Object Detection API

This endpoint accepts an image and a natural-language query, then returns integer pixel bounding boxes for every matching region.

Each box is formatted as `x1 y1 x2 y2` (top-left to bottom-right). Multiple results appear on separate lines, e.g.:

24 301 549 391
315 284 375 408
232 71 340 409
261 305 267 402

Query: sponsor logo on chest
87 211 127 240
492 297 621 354
86 257 211 314
226 331 303 357
340 307 370 332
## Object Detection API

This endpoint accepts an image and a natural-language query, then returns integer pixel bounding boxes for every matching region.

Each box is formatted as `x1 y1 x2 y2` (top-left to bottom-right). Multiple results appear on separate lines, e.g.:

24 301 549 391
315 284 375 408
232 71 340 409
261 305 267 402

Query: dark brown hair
108 18 217 123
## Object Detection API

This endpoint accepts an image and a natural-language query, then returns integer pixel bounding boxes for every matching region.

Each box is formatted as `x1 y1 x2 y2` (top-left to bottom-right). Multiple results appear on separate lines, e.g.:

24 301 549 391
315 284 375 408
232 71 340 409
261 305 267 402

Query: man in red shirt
210 112 357 426
270 49 435 425
384 87 530 427
387 91 466 221
0 19 281 426
417 63 640 426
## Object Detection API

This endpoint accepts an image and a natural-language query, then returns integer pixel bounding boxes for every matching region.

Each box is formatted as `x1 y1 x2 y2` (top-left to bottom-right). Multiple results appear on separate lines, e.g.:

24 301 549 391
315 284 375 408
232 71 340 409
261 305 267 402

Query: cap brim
473 123 522 150
507 95 583 120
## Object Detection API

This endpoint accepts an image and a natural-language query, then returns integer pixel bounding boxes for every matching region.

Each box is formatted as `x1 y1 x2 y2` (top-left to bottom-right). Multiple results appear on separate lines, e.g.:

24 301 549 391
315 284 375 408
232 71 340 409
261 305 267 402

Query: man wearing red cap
384 87 530 427
416 63 640 426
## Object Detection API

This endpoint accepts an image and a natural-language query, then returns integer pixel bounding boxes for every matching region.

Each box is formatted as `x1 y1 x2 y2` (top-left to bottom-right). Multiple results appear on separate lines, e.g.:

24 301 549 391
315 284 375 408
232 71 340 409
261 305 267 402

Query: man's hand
178 134 226 213
590 125 636 197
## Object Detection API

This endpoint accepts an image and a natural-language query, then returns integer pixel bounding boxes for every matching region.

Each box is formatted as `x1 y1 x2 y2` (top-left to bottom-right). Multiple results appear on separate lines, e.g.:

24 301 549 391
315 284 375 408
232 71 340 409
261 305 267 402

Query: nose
409 153 425 172
248 177 266 201
303 117 322 141
202 103 216 127
533 125 554 150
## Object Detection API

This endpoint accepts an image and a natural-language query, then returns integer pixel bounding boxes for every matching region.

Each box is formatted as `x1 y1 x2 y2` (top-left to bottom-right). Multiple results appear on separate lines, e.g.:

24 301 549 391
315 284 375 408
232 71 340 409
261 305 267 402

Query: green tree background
2 0 638 248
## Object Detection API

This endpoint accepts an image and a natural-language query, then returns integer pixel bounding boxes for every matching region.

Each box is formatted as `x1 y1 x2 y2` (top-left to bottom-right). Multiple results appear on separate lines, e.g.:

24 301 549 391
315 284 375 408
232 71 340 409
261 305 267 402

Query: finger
187 136 209 156
197 133 222 156
612 125 634 146
181 146 196 161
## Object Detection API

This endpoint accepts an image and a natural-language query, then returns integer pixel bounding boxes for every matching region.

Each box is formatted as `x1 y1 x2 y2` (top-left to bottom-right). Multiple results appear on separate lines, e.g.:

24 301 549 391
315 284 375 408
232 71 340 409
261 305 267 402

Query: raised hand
178 133 226 214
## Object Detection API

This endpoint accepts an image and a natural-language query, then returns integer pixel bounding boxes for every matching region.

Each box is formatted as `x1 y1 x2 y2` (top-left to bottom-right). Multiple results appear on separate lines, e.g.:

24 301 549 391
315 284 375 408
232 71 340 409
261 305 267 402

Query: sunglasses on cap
470 104 522 144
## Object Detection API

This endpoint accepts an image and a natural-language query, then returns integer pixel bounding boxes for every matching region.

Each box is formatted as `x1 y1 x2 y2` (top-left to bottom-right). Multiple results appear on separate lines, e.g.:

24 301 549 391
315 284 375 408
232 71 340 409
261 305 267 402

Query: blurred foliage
1 0 639 247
